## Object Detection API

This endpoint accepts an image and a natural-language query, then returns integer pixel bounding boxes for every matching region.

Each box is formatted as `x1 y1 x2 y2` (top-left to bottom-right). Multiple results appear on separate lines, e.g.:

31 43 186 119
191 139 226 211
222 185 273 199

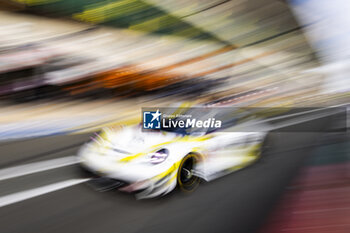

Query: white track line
0 156 80 181
0 178 90 208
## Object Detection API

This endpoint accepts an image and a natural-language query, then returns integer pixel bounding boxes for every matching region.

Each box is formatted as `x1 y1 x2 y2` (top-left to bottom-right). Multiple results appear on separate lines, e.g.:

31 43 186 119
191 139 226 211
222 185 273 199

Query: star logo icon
143 109 162 129
151 109 161 122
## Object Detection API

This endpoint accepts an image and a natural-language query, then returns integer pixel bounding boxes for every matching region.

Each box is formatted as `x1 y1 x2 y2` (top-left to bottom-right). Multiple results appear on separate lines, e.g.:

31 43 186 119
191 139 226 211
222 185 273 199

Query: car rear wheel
177 153 200 192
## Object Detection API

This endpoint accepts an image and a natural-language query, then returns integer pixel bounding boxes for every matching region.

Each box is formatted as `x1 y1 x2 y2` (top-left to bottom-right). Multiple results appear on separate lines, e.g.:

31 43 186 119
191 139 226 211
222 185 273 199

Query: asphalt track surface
0 114 343 233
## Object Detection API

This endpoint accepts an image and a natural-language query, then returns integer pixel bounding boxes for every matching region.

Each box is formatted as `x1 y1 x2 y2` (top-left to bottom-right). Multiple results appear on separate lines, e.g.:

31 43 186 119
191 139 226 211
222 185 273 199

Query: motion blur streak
290 0 350 93
260 140 350 233
0 178 90 208
0 0 349 233
0 156 78 181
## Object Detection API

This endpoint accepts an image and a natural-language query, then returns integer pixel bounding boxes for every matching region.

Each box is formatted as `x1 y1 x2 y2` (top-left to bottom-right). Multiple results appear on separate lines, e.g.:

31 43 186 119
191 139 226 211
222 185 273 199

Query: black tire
177 153 201 192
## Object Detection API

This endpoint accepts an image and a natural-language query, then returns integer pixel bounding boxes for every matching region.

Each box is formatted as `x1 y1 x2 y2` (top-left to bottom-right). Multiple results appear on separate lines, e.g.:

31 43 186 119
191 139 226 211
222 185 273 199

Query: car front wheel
177 153 201 192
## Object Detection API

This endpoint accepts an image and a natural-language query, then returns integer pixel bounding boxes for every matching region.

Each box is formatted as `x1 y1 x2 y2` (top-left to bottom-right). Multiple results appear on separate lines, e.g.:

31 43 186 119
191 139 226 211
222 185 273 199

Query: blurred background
0 0 348 233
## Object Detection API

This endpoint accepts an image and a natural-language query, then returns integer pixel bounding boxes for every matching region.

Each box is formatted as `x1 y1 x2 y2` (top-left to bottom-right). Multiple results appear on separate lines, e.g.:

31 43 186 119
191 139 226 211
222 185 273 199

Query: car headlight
148 148 169 164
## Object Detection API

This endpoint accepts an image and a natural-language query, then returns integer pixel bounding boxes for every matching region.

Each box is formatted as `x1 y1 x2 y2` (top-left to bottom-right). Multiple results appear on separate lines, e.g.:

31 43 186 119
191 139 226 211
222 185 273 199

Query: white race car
78 111 267 199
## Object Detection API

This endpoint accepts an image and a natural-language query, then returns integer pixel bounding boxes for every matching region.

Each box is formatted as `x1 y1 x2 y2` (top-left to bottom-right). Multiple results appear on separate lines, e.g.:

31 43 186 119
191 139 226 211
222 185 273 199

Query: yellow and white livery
78 119 267 199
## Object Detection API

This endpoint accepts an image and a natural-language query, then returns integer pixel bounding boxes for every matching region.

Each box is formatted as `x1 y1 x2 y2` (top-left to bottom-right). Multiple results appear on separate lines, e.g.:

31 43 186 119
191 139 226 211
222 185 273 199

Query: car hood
94 126 180 157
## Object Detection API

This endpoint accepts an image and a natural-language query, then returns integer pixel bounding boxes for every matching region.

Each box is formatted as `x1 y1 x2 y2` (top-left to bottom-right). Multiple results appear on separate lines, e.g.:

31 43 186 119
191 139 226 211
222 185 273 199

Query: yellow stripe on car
119 152 146 162
153 160 181 181
119 135 210 162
